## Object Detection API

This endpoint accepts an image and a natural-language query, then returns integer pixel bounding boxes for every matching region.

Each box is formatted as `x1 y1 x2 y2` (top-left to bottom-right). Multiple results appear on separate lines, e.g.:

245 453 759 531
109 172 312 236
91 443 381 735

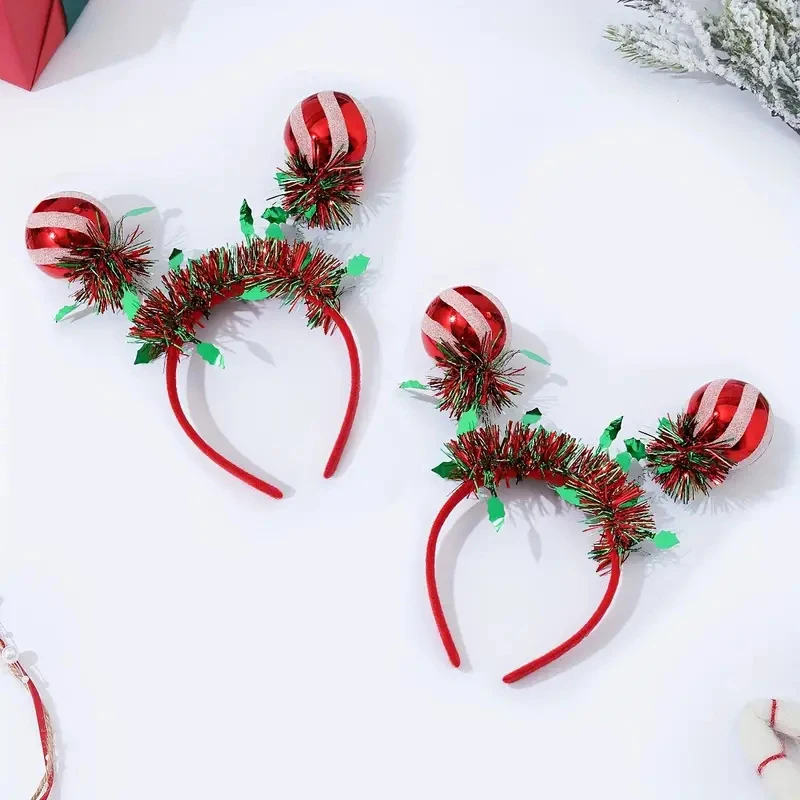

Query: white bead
1 645 19 664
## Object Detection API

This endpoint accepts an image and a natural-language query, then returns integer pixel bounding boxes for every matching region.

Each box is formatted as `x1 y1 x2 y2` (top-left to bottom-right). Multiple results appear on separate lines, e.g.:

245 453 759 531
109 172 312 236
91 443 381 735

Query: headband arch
129 237 363 498
427 422 656 683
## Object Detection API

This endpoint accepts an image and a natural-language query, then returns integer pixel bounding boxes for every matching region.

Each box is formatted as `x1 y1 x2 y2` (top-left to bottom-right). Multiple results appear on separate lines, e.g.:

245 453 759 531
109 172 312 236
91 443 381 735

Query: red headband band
427 422 655 683
129 237 366 498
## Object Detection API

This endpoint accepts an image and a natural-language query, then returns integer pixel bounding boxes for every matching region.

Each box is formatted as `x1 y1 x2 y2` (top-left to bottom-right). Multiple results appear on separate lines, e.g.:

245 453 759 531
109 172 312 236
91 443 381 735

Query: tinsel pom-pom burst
25 192 111 278
284 91 375 168
421 286 510 359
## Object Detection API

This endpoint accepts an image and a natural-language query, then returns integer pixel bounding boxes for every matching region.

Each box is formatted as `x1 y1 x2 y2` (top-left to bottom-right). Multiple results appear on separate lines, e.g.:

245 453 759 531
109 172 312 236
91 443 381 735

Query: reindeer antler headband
403 286 774 683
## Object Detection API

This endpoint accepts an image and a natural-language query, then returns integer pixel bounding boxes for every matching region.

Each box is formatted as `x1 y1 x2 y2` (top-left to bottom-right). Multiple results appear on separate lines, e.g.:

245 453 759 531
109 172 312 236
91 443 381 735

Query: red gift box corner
1 0 86 90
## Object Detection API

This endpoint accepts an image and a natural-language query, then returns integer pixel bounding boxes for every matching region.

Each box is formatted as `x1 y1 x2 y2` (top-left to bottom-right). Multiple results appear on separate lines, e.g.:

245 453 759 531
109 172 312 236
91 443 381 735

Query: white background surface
1 1 799 798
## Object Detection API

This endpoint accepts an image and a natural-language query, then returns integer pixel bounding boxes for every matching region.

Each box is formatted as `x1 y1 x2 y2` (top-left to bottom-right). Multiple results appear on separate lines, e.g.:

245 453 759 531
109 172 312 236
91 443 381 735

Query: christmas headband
128 232 369 498
24 93 376 496
0 627 54 800
403 287 774 683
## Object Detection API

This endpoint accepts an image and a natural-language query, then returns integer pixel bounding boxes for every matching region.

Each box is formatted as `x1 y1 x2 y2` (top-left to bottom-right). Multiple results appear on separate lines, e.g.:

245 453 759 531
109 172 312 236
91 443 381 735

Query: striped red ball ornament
647 378 773 501
687 379 773 465
421 286 510 360
25 191 112 278
417 286 525 419
284 91 375 168
277 91 375 229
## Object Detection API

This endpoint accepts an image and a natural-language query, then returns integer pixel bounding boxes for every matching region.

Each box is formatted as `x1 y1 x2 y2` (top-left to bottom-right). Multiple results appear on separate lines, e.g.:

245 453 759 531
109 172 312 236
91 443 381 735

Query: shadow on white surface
691 416 795 516
35 0 196 90
431 478 649 685
184 303 297 499
508 553 648 690
102 194 184 283
503 323 569 424
353 95 412 227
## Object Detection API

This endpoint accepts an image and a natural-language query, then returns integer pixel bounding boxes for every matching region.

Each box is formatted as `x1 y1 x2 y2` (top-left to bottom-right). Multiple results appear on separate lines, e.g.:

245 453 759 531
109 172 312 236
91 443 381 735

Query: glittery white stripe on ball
352 96 376 163
290 103 314 163
740 700 800 800
739 409 774 468
724 382 762 447
26 211 93 236
27 247 73 265
473 286 511 333
317 91 350 158
694 378 726 432
421 315 459 349
439 288 493 343
41 191 112 220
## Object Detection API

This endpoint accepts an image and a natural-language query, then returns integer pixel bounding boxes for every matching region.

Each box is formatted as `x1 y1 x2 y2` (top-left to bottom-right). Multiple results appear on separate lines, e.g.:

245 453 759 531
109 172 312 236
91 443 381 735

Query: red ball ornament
284 91 375 168
686 379 773 466
421 286 510 360
25 192 112 278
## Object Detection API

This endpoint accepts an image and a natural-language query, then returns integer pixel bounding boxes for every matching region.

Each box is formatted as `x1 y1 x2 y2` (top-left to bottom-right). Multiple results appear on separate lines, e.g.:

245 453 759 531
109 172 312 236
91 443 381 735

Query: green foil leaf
239 199 254 243
656 465 674 474
196 341 225 368
261 206 289 224
615 451 633 473
553 485 582 506
519 349 550 365
487 495 506 532
346 254 370 276
121 287 141 321
54 303 80 323
240 285 272 301
624 437 647 461
275 172 291 185
265 222 285 241
124 206 155 217
168 248 184 271
619 498 639 509
304 204 318 220
134 342 161 365
457 406 480 435
653 530 680 550
432 461 459 479
658 417 673 431
399 379 429 391
599 416 624 450
521 408 542 426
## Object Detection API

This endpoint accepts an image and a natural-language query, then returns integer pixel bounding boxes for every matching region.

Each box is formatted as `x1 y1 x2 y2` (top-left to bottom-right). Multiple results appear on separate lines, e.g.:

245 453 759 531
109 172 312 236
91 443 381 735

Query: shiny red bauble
687 378 772 464
25 192 111 278
284 91 374 167
421 286 510 360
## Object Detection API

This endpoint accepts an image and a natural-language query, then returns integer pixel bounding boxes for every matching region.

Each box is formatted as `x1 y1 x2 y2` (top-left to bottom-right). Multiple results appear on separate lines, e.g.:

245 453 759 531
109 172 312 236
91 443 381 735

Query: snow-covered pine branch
606 0 800 133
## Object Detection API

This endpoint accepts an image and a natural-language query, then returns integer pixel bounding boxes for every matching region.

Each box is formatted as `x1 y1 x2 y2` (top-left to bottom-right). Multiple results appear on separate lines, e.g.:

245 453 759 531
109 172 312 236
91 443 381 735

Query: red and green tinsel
275 152 364 230
434 421 657 569
645 414 734 503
